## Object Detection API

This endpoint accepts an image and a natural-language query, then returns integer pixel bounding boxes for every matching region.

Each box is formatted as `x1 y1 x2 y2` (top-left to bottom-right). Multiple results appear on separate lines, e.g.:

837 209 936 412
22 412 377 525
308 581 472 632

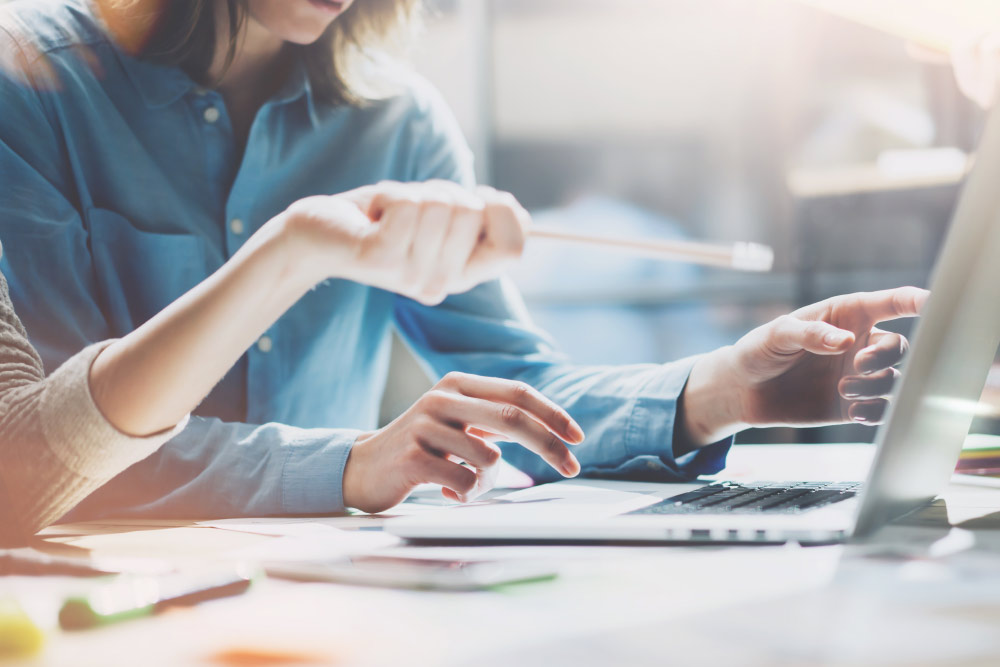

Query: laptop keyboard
628 481 861 515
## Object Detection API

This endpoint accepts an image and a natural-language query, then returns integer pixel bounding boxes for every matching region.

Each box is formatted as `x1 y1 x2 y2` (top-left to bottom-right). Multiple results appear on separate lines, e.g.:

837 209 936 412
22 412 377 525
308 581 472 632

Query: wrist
252 212 330 294
680 347 748 446
342 431 374 510
277 197 366 287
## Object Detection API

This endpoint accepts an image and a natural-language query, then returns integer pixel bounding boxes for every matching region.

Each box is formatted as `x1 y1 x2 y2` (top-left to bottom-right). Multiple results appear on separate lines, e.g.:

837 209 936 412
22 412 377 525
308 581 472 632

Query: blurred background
380 0 1000 444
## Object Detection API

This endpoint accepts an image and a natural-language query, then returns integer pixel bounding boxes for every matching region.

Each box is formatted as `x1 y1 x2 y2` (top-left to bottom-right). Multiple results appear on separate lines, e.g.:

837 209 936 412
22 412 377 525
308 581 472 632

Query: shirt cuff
280 429 358 514
625 356 733 479
39 340 189 481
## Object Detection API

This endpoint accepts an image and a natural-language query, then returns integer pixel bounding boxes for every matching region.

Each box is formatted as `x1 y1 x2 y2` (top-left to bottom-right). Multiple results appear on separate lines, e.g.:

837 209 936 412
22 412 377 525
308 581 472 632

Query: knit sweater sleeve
0 272 187 542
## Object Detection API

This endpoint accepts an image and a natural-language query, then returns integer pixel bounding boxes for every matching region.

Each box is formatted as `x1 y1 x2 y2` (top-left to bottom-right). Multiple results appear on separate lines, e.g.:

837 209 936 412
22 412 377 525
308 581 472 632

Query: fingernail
851 415 867 423
841 384 860 398
825 331 849 347
562 454 581 477
567 421 585 444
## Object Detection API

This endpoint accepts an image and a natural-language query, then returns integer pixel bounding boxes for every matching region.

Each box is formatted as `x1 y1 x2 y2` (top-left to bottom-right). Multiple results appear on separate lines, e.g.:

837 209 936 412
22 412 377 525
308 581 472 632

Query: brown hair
97 0 420 106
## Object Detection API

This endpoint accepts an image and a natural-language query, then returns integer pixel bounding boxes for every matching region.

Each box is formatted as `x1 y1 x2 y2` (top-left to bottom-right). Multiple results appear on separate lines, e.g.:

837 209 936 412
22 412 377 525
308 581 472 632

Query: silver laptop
387 104 1000 545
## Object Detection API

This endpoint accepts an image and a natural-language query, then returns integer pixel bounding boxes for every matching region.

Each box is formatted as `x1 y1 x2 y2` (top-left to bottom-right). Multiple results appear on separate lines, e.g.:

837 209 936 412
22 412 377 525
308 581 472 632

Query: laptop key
693 489 760 508
791 490 856 510
749 488 812 509
660 486 729 505
716 488 790 510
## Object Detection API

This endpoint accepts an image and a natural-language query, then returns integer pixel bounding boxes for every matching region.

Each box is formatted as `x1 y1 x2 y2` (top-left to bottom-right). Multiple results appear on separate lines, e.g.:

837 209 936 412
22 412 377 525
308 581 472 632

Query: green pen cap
59 597 155 631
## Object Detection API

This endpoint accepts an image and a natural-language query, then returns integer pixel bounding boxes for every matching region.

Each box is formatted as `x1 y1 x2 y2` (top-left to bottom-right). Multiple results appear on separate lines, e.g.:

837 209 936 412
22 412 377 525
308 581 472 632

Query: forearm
89 214 317 436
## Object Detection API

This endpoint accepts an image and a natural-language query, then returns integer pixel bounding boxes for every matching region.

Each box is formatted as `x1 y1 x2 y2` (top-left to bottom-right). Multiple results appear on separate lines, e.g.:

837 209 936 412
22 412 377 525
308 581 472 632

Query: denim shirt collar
118 48 320 127
116 49 195 109
270 58 321 128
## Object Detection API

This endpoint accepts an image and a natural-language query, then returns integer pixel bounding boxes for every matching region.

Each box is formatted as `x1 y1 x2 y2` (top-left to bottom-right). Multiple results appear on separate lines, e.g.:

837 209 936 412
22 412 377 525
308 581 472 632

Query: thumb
770 317 855 356
337 185 384 222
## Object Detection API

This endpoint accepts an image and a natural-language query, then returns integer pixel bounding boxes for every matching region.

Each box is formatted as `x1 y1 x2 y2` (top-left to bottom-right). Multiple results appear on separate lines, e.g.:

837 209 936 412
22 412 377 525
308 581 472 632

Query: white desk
9 444 1000 666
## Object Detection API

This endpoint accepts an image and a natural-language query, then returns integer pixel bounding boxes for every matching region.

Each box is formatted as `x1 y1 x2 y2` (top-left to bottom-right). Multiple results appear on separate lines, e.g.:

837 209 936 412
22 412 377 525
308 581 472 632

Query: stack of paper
956 434 1000 477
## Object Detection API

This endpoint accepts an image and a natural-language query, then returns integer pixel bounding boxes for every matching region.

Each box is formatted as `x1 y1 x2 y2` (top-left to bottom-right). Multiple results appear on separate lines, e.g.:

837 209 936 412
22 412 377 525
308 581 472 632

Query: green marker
59 569 255 631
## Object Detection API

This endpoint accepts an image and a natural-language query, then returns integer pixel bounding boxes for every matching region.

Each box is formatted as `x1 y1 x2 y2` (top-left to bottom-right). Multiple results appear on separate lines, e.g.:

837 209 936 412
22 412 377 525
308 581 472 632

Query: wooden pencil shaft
528 227 759 270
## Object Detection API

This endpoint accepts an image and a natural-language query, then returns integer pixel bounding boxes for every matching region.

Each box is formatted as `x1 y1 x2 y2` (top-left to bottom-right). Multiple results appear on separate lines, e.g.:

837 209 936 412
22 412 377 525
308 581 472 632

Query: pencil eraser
731 243 775 272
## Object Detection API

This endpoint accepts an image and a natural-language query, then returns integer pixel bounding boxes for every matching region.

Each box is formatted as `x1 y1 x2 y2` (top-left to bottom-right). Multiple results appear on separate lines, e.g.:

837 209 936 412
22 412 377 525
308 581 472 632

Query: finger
409 200 455 303
442 459 500 503
470 460 499 501
463 188 528 287
854 331 909 374
857 287 929 324
365 181 416 221
847 399 889 425
368 187 422 259
474 185 530 229
839 368 900 400
426 391 580 477
440 372 585 444
416 420 502 470
467 426 504 441
414 450 479 501
431 200 485 298
768 316 855 356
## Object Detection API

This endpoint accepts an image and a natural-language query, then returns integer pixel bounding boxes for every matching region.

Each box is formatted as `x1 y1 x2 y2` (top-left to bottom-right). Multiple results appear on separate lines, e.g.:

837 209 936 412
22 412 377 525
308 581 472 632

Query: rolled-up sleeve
64 419 359 521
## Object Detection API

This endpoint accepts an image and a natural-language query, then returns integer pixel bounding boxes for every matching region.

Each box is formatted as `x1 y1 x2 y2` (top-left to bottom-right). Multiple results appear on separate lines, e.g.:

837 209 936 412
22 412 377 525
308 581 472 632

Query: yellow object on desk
0 598 45 660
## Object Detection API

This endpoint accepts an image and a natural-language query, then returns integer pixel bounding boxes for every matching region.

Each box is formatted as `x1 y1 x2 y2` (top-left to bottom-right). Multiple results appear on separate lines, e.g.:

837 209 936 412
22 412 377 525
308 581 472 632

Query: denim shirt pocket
87 208 209 334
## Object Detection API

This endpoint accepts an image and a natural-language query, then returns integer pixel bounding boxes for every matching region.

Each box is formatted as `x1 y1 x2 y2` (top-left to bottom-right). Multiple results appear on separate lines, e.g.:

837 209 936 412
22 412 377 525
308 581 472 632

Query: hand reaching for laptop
680 287 929 446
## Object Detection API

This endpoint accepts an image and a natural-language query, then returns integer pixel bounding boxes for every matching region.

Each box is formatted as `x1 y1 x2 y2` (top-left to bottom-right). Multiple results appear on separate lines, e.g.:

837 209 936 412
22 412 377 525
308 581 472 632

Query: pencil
528 227 775 272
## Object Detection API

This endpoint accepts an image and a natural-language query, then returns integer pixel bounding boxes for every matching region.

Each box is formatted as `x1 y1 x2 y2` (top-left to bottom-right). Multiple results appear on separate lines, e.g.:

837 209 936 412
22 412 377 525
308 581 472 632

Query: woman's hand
281 180 530 305
342 372 585 514
679 287 929 446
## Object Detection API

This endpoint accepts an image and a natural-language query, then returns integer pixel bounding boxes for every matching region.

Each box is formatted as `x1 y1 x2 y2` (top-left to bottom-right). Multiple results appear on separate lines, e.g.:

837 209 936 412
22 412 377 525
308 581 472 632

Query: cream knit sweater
0 271 186 542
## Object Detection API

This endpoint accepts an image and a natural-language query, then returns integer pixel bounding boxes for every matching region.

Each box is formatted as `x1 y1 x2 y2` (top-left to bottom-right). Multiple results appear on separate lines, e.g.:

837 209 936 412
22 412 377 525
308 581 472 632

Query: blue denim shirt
0 1 730 520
